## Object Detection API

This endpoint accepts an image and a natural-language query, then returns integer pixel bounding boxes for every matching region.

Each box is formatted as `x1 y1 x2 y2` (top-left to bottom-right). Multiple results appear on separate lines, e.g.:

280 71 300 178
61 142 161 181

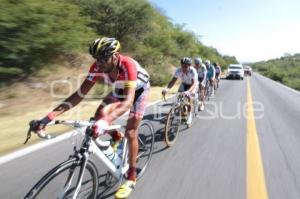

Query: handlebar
24 120 121 144
162 93 166 102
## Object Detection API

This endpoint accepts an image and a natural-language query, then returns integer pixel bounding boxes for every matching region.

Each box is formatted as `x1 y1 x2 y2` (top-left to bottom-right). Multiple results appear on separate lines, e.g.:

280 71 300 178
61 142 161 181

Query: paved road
1 74 300 199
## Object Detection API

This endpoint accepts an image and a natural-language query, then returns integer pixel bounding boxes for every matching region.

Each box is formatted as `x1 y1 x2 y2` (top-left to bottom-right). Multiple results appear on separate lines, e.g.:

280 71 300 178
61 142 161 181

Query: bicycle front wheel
164 106 182 147
25 158 99 199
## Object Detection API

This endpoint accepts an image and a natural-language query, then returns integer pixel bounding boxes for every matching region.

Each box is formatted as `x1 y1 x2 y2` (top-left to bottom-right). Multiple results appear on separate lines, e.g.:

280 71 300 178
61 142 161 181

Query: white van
227 64 244 80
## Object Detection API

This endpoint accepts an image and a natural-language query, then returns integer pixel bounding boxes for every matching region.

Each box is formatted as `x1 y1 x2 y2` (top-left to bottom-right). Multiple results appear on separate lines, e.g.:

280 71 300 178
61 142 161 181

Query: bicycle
163 91 199 147
205 80 214 101
24 119 154 199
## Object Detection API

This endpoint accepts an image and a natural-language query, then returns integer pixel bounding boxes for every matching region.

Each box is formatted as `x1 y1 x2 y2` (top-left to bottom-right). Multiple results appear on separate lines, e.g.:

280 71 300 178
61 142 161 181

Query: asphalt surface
1 73 300 199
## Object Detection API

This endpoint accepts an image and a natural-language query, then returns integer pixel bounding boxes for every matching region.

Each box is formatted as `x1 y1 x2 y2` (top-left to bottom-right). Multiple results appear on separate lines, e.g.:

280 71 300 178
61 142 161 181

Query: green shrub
146 63 172 86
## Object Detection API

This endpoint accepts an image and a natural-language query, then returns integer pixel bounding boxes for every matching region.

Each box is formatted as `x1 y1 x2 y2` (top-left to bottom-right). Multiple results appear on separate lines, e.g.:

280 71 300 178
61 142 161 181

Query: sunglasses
95 55 111 63
181 64 190 67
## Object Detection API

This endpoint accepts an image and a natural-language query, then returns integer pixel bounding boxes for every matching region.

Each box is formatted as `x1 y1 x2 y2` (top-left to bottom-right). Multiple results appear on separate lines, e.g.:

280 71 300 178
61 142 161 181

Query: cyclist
213 62 221 89
31 37 150 199
194 57 206 111
205 60 216 96
162 57 198 125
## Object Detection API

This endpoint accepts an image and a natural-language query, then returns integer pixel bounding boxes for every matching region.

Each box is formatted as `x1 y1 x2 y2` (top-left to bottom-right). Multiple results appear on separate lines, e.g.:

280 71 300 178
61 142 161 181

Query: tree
0 0 95 73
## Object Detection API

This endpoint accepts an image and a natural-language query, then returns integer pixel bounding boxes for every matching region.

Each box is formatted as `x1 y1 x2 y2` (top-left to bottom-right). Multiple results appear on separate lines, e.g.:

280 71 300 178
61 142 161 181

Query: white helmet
204 60 210 65
194 57 202 64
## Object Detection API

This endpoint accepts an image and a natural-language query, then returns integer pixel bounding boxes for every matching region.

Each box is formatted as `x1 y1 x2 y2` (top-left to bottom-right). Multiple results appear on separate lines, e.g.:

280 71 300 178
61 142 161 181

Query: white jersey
195 64 207 79
174 67 198 85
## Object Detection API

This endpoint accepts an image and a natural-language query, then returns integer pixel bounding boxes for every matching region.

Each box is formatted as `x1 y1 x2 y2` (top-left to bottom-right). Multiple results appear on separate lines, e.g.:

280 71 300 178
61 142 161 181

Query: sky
149 0 300 62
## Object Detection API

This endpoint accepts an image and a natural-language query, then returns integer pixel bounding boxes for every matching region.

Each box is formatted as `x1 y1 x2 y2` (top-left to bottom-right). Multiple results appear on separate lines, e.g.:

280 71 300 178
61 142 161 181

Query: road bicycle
205 80 214 101
24 119 154 199
163 92 199 147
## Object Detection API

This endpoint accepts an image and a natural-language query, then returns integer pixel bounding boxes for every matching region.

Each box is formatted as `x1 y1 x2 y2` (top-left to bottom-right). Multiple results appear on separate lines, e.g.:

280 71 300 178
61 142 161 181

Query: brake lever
24 120 52 144
24 126 32 144
162 94 166 102
24 120 36 144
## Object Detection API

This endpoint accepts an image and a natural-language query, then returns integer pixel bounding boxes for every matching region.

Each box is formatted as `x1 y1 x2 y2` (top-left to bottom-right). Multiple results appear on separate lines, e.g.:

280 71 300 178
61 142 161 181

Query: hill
250 54 300 91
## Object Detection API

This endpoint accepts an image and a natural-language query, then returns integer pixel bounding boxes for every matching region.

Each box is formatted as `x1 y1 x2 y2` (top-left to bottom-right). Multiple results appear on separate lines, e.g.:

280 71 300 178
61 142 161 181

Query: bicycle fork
72 152 89 199
58 152 90 199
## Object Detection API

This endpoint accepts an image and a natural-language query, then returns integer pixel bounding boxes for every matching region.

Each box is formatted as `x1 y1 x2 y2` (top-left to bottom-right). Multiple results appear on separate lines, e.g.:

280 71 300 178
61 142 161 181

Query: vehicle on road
244 66 252 76
226 64 244 80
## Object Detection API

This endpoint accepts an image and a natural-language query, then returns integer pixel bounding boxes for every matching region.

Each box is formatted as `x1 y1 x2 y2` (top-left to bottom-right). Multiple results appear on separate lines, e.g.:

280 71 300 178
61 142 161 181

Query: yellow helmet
89 37 120 58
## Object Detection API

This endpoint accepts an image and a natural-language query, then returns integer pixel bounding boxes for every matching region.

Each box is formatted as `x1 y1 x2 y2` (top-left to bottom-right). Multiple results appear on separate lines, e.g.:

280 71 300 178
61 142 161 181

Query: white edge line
256 72 300 95
0 95 174 165
0 131 74 165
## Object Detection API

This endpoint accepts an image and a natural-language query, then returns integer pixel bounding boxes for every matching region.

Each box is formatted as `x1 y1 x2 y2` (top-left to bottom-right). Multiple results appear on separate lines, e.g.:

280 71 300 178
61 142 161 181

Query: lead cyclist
30 37 150 199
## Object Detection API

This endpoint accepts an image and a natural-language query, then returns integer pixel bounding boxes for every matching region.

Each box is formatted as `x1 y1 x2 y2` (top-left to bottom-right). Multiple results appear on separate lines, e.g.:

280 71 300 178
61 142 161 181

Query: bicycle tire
164 106 182 147
24 158 99 199
136 120 155 179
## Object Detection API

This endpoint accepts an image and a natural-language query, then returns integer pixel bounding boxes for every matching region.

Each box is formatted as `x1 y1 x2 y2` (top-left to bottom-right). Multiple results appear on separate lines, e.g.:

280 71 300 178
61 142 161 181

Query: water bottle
102 144 122 168
116 139 124 158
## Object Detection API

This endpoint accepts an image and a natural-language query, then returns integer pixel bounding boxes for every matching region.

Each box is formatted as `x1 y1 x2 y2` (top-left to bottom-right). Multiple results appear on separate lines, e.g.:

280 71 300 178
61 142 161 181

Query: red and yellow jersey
86 54 149 90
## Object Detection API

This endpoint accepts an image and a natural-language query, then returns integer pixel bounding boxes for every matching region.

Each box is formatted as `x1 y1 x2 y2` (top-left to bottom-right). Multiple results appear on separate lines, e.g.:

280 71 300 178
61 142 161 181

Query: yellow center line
247 77 269 199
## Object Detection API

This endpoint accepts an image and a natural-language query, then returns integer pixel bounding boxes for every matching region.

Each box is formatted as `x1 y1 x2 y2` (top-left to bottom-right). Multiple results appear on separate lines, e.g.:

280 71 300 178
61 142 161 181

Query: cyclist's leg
183 84 194 125
182 84 192 113
94 92 122 122
198 77 203 102
200 82 205 110
115 86 149 198
198 83 202 102
210 79 214 95
177 83 188 115
216 74 220 88
125 115 142 179
213 77 217 91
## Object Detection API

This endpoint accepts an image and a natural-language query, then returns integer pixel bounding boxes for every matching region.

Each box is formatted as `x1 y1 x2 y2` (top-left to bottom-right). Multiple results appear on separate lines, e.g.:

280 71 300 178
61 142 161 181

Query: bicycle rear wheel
136 120 155 179
164 106 182 147
25 158 99 199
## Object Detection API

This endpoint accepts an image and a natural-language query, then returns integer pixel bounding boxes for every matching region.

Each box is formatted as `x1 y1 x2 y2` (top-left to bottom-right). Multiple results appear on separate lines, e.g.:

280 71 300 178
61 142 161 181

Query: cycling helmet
181 57 192 65
194 57 202 64
89 37 120 58
204 60 210 65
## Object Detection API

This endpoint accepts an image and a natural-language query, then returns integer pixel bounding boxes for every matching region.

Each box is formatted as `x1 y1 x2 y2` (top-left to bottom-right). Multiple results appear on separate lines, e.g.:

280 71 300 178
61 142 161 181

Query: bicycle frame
25 119 154 199
48 122 129 199
88 136 129 179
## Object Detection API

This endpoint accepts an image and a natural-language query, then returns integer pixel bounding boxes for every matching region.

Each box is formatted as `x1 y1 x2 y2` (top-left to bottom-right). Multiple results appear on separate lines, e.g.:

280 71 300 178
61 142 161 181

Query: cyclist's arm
51 79 95 117
166 77 178 89
187 78 197 93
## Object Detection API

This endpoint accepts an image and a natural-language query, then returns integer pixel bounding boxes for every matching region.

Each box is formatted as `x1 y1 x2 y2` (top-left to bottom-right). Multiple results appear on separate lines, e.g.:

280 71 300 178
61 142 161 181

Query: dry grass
0 65 179 155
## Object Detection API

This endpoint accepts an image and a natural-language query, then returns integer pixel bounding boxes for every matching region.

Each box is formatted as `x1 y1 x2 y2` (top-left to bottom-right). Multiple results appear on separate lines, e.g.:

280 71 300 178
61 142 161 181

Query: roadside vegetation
0 0 239 154
251 53 300 91
0 0 237 84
